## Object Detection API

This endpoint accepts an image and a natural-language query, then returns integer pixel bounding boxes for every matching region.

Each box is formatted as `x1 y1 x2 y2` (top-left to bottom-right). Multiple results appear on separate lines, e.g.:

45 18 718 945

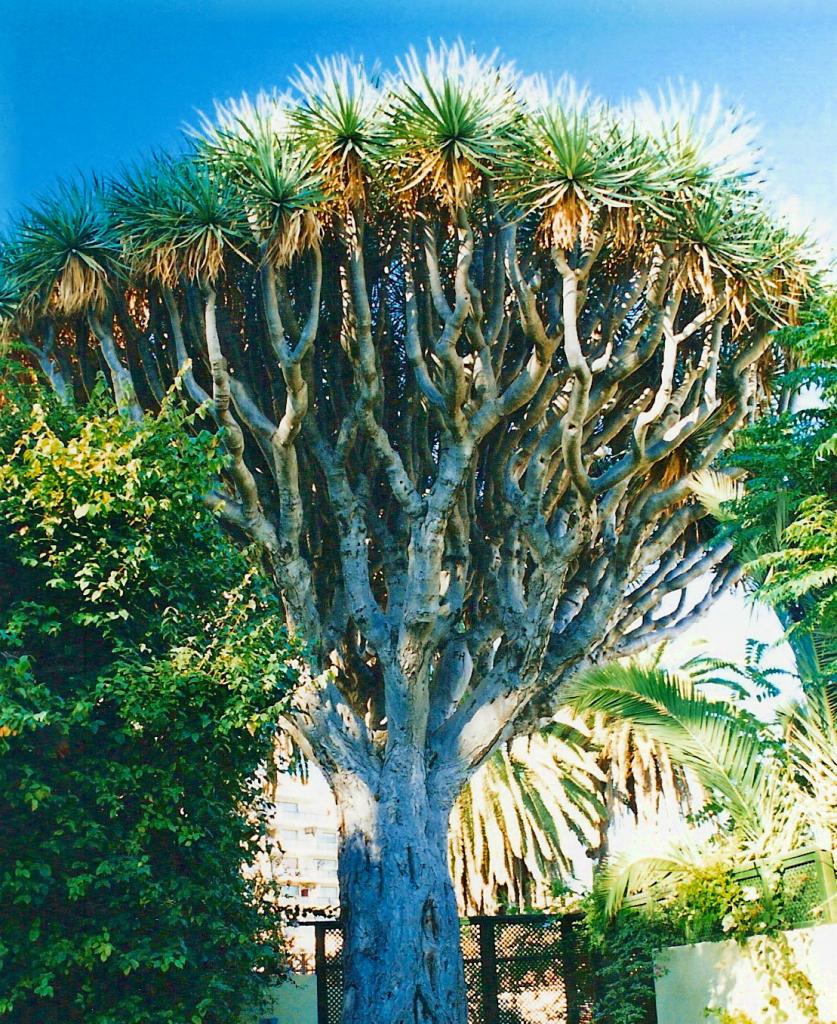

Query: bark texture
335 767 465 1024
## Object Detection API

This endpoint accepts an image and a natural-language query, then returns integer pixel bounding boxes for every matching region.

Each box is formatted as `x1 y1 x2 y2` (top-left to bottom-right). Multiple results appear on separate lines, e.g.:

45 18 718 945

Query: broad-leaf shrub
0 373 300 1023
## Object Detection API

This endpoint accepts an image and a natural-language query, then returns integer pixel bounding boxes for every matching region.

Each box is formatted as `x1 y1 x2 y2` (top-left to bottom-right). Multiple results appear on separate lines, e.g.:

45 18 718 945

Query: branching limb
555 252 594 503
614 564 743 657
23 323 72 402
88 309 143 420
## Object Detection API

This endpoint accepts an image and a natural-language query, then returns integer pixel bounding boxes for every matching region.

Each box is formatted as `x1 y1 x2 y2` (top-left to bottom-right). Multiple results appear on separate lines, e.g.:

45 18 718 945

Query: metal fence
308 913 599 1024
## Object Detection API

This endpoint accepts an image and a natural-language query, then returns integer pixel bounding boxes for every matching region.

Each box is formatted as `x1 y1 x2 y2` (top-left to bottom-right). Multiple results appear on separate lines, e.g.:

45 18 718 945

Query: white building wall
655 924 837 1024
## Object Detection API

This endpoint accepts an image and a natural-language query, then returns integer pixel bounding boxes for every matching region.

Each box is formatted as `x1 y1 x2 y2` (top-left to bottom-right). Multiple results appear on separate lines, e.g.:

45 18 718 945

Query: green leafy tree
722 295 837 680
0 374 300 1024
0 45 819 1023
713 296 837 845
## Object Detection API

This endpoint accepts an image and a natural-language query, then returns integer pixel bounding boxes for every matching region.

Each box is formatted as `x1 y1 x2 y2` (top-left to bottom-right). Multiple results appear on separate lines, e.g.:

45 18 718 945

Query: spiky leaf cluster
0 266 20 346
0 42 816 325
9 182 120 319
108 158 250 286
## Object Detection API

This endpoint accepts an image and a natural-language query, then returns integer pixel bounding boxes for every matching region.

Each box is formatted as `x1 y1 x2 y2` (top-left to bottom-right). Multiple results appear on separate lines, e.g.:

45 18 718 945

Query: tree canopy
0 47 816 777
722 295 837 678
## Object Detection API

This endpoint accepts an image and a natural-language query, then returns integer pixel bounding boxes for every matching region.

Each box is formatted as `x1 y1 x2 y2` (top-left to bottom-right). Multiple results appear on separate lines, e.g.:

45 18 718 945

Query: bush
583 859 822 1024
0 374 301 1023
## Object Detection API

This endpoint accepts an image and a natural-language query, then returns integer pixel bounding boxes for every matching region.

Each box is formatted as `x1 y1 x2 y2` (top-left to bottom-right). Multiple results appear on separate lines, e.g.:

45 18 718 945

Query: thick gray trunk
334 764 468 1024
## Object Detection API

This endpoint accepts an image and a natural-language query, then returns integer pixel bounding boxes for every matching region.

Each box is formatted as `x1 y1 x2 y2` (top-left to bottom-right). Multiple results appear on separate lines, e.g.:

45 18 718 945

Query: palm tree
560 660 832 916
449 716 604 914
449 651 706 913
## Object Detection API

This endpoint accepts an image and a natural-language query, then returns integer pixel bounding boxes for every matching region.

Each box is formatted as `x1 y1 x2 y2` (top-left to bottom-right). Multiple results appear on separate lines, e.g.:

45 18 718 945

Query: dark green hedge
0 374 300 1023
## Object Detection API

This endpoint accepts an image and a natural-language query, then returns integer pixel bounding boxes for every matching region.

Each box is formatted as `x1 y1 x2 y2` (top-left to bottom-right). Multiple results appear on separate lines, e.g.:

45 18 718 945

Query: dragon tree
0 45 816 1024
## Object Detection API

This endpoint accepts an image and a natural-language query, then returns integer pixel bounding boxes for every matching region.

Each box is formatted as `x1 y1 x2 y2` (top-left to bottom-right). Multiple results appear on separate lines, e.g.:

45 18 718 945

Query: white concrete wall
241 974 317 1024
655 923 837 1024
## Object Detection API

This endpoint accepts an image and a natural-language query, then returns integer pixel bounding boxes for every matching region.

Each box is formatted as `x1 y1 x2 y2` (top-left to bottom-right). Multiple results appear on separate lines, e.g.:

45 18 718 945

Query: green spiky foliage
109 158 250 286
2 46 814 327
202 125 325 268
514 79 667 252
1 44 816 408
386 44 520 205
0 268 18 322
290 57 386 203
0 266 20 348
11 182 120 319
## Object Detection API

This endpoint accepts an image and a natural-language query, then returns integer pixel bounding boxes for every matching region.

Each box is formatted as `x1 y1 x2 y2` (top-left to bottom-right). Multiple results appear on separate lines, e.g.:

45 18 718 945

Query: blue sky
1 0 835 239
1 0 834 674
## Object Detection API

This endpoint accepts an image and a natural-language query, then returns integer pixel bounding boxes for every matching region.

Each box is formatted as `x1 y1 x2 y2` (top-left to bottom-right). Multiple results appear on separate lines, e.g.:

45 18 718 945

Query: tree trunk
333 763 468 1024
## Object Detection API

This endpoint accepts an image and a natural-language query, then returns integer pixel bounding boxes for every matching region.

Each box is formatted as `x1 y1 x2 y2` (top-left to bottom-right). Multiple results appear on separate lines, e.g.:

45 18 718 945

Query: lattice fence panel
321 925 343 1024
494 919 568 1024
311 914 599 1024
780 859 826 923
460 921 486 1024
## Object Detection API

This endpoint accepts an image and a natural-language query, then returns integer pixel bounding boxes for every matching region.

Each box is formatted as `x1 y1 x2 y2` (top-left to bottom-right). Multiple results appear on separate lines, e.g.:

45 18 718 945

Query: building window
278 801 299 815
316 859 337 875
282 856 298 870
279 829 298 844
317 831 338 847
319 886 339 898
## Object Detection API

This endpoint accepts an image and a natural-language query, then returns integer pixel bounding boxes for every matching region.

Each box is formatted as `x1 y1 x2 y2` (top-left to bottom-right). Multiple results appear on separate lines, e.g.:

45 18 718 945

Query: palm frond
560 662 777 844
450 723 604 913
689 468 744 522
595 833 712 918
